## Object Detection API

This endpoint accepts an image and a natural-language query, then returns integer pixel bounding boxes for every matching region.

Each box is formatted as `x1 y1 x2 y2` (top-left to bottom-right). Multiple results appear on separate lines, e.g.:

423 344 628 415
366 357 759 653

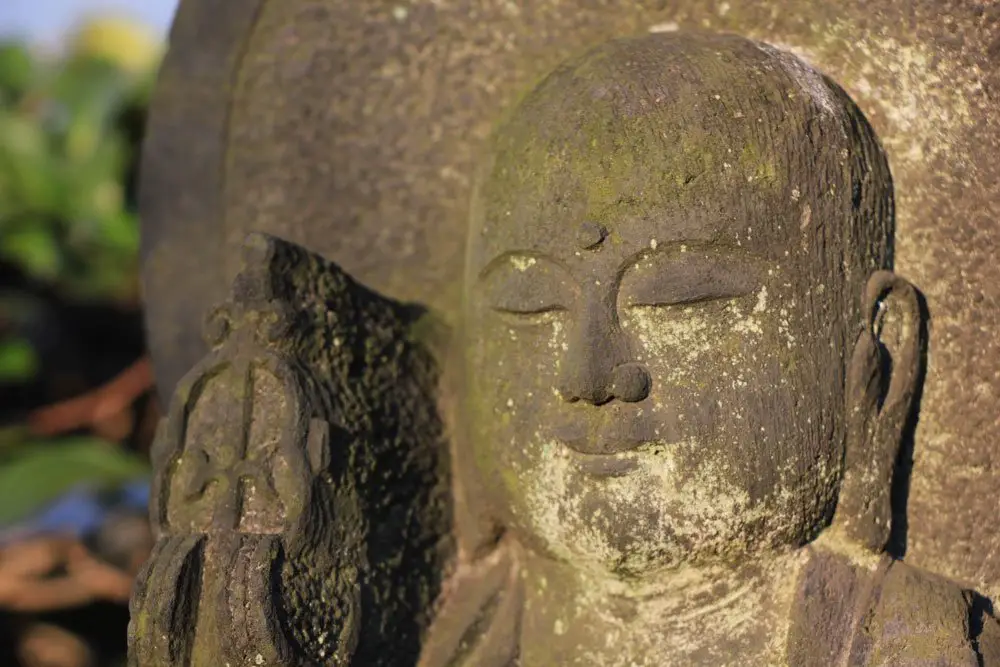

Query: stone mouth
568 450 643 478
552 413 666 457
556 433 649 456
554 423 678 477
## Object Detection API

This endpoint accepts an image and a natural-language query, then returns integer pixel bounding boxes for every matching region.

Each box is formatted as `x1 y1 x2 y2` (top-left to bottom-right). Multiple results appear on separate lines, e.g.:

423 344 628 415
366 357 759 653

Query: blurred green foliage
0 337 37 381
0 41 150 300
0 25 160 524
0 32 157 384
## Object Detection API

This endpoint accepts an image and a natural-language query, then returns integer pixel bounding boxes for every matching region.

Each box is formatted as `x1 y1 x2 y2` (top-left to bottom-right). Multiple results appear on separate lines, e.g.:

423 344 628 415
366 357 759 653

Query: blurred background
0 2 177 665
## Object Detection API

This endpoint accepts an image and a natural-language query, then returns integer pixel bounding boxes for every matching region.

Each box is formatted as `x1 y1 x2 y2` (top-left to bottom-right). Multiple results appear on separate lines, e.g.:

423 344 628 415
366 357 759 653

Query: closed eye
493 304 567 327
477 252 576 323
494 303 567 315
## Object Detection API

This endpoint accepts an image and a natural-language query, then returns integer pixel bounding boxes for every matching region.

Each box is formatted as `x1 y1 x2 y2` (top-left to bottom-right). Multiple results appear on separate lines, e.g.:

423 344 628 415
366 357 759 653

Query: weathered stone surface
130 233 452 665
140 0 1000 594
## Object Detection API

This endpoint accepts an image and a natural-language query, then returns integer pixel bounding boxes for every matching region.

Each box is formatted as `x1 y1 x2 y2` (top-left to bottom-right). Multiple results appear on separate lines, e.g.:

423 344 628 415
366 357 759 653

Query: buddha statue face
462 33 897 575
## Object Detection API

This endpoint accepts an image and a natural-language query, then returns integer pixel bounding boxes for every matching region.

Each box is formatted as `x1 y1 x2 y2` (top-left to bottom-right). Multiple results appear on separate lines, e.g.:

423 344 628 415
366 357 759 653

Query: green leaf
64 114 102 162
0 42 34 103
0 111 59 213
61 135 126 221
50 56 132 128
0 109 47 159
97 209 138 253
0 225 62 281
0 338 38 382
0 437 149 525
0 425 33 453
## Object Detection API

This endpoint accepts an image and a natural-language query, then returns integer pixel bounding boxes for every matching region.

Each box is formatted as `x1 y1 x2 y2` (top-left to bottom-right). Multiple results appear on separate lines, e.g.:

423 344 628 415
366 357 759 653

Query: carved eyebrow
476 250 571 282
617 241 758 273
618 246 764 307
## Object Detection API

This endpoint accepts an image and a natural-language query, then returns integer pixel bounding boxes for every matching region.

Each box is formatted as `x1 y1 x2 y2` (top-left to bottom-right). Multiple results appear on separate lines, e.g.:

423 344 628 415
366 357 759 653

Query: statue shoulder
854 558 983 665
790 548 992 666
788 549 1000 667
977 604 1000 665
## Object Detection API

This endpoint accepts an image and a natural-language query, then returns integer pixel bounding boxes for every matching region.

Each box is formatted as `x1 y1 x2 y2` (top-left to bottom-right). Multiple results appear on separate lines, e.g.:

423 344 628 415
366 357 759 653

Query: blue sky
0 0 178 43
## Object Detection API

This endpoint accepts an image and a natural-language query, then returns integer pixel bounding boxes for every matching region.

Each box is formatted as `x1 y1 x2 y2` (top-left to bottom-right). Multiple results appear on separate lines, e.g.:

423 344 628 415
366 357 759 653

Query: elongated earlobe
832 271 927 553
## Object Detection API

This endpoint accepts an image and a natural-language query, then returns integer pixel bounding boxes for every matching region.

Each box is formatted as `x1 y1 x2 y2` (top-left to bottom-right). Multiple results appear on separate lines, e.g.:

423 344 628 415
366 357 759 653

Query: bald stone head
462 32 898 575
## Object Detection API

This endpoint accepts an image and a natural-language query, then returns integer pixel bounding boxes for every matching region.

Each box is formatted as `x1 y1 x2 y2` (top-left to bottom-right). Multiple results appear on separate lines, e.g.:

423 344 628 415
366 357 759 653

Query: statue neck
517 546 811 666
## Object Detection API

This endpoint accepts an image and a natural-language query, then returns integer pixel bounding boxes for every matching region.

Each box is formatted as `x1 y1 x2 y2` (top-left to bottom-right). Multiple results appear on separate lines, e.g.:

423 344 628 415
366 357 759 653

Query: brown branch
26 356 153 439
16 622 95 667
0 536 134 613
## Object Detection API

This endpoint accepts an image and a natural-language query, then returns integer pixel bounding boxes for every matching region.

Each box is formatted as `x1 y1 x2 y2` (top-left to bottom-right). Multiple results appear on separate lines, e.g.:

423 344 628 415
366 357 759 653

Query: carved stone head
462 32 921 576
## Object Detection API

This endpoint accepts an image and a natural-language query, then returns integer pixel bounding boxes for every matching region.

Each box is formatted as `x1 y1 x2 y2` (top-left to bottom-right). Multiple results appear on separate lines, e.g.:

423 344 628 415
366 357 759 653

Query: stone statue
419 32 1000 666
130 26 1000 667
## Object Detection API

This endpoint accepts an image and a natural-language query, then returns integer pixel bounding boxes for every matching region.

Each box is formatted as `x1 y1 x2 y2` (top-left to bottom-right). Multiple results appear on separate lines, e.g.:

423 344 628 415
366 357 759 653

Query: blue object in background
0 477 151 546
21 486 106 535
119 477 150 508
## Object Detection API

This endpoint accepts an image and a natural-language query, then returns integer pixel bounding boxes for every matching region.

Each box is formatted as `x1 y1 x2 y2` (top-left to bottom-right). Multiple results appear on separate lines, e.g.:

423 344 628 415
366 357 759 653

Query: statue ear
833 270 927 553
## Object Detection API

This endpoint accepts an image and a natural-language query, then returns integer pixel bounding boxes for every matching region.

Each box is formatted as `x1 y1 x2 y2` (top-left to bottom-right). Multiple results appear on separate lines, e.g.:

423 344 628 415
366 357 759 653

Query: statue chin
499 440 828 577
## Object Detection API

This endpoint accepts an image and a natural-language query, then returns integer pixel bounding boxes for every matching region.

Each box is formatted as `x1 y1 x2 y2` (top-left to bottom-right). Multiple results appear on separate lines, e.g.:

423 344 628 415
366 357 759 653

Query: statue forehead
473 123 816 263
488 31 846 152
471 32 857 261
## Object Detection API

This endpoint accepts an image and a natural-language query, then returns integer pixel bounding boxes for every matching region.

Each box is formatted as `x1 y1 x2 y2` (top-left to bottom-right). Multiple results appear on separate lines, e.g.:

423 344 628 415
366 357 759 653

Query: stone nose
557 296 651 405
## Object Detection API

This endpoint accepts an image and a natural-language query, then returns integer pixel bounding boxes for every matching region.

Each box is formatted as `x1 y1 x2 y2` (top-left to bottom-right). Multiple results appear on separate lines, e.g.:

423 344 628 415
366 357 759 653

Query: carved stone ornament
129 233 451 665
136 4 1000 666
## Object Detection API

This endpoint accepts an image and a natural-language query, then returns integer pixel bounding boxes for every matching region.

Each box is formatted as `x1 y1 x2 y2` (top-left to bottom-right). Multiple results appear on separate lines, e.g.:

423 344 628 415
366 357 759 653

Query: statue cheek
625 307 731 371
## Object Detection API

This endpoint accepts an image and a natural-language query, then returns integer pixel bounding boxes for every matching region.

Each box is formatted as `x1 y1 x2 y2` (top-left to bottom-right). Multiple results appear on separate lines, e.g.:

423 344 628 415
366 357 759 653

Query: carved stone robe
420 538 1000 666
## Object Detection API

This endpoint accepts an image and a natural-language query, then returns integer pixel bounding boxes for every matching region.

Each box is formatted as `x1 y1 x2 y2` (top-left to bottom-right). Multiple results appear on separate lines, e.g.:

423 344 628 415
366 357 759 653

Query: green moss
740 143 779 188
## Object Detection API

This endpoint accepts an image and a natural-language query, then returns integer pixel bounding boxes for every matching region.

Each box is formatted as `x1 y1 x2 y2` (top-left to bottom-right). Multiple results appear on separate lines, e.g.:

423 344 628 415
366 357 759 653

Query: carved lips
551 404 680 477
